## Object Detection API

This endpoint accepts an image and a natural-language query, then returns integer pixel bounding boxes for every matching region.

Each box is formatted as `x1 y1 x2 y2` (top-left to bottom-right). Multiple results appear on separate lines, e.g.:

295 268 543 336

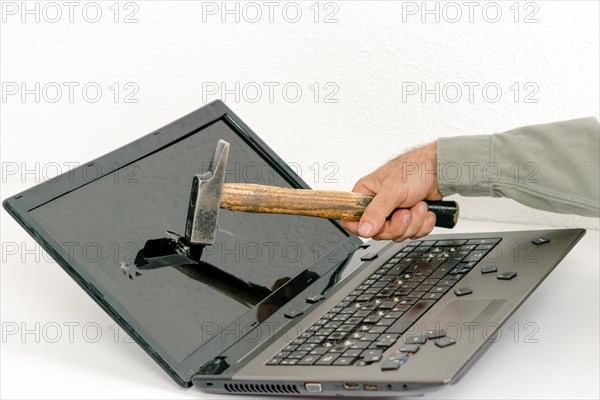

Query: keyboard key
288 351 308 359
481 265 497 274
350 341 371 349
497 272 517 280
309 347 329 355
359 333 379 342
297 343 318 352
381 359 401 370
328 344 349 353
315 354 339 365
434 337 456 348
336 324 355 332
454 287 473 296
360 349 383 363
306 336 326 344
364 315 382 324
429 285 450 293
342 349 362 358
464 250 487 262
532 237 550 245
439 277 460 286
404 335 427 344
415 284 433 292
267 357 282 365
291 337 306 345
399 344 420 353
383 311 404 319
284 310 304 319
375 333 399 347
378 301 398 309
298 355 320 365
316 328 334 336
421 292 443 300
327 332 346 341
306 295 326 304
279 359 298 365
426 329 446 339
368 326 387 334
332 314 350 322
360 253 378 261
375 318 395 327
333 357 354 365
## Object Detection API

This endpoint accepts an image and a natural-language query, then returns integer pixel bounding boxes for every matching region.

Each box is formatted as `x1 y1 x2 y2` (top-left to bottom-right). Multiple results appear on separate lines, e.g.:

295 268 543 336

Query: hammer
185 140 459 247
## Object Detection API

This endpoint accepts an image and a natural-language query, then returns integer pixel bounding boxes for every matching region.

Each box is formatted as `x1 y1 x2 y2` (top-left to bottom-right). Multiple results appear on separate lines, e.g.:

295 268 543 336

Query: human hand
341 142 443 242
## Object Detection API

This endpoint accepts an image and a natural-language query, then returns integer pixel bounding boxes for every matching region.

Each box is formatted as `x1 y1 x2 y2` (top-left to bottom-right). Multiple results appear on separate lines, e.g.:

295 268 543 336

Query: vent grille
224 382 300 394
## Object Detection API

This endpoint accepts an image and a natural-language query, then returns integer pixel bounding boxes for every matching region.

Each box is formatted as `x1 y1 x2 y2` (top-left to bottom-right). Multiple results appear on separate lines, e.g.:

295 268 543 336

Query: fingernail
427 214 435 223
419 202 428 214
358 222 372 237
402 213 412 225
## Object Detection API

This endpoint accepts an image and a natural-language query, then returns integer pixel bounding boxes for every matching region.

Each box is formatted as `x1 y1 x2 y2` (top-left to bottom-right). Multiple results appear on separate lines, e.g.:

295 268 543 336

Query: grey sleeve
437 117 600 218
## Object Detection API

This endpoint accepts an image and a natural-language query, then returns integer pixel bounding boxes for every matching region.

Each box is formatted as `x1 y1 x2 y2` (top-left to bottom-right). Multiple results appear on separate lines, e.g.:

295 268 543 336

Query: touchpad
424 299 507 331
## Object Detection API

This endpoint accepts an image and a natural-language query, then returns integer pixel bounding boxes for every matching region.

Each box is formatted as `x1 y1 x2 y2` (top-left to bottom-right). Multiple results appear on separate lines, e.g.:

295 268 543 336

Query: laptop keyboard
267 238 501 367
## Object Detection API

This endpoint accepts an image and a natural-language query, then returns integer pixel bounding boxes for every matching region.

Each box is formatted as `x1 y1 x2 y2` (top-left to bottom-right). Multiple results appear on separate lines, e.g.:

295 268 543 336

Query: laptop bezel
2 100 363 386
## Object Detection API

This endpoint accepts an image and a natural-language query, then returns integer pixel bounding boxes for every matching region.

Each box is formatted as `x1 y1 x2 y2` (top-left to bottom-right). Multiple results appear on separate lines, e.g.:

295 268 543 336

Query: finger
358 181 405 238
340 220 359 235
398 201 429 241
410 211 436 240
372 209 411 241
351 178 376 196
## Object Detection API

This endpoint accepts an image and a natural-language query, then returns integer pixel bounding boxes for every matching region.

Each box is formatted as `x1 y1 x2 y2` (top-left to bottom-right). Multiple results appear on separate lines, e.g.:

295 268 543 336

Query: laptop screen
29 119 350 364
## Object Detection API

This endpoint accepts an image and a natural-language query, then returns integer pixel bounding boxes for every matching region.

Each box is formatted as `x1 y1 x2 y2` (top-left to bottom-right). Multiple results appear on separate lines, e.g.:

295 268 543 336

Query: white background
1 1 599 399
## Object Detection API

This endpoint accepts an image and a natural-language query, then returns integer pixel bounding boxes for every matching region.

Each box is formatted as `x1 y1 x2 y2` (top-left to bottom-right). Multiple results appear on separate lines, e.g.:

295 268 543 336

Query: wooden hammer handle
220 183 459 228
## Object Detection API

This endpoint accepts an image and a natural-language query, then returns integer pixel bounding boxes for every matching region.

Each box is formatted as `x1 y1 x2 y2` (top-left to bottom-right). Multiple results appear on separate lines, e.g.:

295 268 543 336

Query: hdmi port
364 384 378 391
343 383 359 390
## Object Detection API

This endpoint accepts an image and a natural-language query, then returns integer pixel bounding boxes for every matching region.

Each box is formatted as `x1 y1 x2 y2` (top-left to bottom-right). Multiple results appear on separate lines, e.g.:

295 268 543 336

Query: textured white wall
1 1 598 229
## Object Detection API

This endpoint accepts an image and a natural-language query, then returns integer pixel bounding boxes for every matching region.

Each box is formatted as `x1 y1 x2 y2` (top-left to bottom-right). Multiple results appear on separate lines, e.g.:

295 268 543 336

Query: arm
341 117 599 241
438 117 599 217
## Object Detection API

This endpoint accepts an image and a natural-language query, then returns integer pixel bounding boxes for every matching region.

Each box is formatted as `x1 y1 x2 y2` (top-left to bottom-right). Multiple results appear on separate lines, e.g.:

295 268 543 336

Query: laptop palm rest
423 299 507 332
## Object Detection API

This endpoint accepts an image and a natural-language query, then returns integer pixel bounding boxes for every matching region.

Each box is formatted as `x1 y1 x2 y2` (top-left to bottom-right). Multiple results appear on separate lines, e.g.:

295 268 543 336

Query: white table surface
1 218 598 399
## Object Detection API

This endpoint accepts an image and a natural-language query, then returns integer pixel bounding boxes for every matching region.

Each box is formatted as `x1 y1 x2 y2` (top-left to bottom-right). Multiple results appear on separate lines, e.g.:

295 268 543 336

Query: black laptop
3 101 585 397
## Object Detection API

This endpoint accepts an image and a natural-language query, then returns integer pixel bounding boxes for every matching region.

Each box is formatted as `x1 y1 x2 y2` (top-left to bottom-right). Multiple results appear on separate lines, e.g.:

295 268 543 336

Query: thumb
358 181 404 237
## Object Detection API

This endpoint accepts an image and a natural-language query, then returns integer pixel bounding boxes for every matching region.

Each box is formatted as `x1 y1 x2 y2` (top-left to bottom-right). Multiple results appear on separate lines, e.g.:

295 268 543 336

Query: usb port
364 384 378 391
343 383 359 390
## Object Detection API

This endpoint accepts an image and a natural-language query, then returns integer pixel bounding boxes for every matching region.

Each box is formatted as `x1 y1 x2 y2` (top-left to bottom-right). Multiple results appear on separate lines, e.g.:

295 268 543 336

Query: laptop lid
2 101 363 386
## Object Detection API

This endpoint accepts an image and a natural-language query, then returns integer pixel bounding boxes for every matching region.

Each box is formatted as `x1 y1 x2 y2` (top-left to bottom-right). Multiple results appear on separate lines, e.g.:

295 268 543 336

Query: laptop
3 100 585 397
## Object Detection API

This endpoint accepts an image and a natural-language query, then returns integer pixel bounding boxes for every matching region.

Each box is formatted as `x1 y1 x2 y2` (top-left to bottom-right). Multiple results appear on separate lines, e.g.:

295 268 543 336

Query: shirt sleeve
436 117 600 218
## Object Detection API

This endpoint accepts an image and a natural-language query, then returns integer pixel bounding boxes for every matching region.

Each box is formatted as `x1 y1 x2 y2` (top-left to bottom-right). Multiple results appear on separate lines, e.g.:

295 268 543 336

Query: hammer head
185 139 230 246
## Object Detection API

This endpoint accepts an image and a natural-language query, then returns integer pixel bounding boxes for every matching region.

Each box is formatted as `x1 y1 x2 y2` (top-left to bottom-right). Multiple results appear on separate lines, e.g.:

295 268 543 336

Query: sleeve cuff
437 134 492 197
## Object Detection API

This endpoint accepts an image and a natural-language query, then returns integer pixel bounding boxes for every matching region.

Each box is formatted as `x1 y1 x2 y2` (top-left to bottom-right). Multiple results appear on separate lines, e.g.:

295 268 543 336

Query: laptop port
364 384 378 391
343 383 359 390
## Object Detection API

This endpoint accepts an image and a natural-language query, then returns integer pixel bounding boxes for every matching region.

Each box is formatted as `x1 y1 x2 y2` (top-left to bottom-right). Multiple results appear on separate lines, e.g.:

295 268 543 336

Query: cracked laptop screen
30 120 349 363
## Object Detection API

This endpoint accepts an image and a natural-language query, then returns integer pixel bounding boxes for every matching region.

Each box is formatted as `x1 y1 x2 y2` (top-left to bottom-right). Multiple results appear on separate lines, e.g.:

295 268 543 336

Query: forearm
436 117 600 217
